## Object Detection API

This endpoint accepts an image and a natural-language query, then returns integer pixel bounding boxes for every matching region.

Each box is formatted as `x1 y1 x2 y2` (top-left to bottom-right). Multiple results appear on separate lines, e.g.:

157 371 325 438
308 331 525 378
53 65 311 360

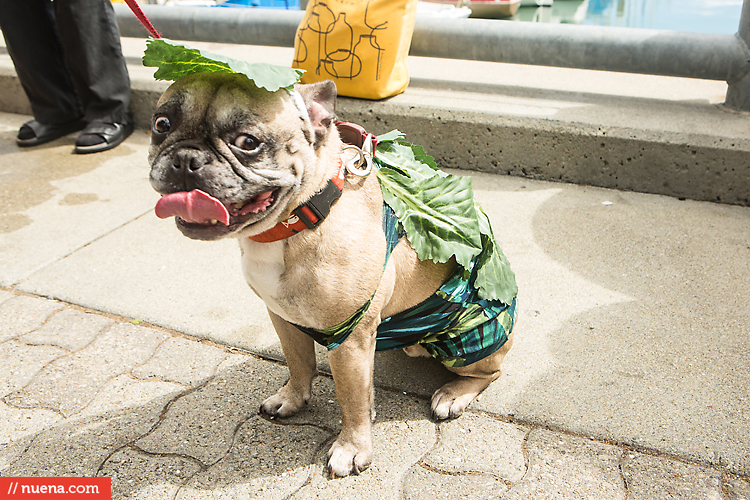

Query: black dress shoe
74 120 134 154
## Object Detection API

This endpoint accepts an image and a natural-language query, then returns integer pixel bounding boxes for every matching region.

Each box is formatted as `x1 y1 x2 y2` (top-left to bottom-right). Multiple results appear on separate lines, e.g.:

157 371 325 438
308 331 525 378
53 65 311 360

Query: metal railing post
725 0 750 110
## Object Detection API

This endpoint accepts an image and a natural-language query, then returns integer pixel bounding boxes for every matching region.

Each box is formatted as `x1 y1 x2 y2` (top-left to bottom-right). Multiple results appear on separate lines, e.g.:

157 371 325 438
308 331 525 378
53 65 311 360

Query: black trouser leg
0 0 83 124
53 0 131 124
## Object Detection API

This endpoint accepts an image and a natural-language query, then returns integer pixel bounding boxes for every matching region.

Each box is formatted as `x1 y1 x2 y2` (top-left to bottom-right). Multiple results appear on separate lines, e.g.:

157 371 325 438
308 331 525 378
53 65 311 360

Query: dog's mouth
154 189 280 238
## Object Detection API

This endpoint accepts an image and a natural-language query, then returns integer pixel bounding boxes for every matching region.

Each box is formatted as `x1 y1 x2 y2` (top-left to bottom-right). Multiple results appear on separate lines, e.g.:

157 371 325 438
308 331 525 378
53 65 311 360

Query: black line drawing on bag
294 0 388 81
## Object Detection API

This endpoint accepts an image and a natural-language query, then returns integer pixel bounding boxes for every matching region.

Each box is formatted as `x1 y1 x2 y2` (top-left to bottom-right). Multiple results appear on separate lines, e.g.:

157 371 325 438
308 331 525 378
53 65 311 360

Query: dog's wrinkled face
148 72 333 241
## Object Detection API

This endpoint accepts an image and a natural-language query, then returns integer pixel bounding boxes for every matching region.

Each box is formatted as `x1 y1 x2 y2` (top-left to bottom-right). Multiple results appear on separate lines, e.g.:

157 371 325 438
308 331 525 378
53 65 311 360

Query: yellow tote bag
293 0 418 100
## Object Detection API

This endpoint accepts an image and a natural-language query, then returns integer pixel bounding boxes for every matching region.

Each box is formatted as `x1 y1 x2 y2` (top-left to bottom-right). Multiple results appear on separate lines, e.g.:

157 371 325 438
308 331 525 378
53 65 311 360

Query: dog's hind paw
402 344 431 358
430 392 473 420
430 376 490 420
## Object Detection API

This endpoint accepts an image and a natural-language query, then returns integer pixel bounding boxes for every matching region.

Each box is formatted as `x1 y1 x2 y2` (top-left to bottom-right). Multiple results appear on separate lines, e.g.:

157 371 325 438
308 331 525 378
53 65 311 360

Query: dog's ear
295 80 337 147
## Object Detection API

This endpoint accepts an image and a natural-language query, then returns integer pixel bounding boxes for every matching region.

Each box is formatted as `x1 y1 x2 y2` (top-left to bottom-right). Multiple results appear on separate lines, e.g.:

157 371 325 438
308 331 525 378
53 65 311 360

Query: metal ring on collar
341 144 373 177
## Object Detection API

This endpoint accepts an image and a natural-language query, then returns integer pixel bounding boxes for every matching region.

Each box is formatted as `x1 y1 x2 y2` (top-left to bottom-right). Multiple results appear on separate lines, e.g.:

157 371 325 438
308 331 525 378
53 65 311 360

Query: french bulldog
148 72 516 477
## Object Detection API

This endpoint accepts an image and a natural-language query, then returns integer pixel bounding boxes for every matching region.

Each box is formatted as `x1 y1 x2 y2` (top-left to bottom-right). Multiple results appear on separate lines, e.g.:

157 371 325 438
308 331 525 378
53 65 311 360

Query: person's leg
53 0 131 125
0 0 84 140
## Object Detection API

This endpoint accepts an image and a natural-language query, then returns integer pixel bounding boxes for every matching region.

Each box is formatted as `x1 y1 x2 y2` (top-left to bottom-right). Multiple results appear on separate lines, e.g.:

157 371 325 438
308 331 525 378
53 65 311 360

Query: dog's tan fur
149 73 513 477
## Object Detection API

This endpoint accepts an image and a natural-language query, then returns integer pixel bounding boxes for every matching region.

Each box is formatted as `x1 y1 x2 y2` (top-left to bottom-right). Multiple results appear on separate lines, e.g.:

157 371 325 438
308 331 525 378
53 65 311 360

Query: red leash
123 0 162 39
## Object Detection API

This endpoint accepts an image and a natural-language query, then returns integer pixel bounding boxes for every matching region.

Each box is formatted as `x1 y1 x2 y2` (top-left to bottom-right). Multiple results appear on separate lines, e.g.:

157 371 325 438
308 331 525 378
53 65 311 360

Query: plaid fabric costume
292 204 518 368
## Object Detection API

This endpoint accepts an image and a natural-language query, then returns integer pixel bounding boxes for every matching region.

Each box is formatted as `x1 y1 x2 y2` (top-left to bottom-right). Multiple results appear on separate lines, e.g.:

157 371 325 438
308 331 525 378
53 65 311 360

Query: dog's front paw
260 384 309 418
327 438 373 478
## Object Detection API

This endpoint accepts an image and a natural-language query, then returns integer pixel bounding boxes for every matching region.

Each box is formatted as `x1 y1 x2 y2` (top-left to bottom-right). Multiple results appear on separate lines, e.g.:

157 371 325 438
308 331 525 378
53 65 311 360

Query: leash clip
342 134 374 177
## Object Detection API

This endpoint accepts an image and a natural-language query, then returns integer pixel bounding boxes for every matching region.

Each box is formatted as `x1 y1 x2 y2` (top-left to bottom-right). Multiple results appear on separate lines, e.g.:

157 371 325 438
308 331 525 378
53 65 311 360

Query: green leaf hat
142 38 304 92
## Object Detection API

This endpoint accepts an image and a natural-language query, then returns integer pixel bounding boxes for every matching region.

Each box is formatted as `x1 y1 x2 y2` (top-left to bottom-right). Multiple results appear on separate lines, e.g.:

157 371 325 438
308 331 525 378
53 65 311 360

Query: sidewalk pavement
0 106 749 498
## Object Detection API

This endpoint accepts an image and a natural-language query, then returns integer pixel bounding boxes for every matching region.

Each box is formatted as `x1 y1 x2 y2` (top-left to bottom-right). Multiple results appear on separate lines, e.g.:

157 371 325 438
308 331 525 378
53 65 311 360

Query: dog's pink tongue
155 190 230 225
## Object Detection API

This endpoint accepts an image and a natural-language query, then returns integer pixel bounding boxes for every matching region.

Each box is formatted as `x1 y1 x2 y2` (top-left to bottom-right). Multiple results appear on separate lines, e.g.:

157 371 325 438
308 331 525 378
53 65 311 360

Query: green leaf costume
374 133 518 305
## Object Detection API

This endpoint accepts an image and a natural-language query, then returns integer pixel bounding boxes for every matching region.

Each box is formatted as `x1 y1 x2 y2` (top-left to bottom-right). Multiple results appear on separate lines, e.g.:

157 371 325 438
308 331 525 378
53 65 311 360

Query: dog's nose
173 146 210 173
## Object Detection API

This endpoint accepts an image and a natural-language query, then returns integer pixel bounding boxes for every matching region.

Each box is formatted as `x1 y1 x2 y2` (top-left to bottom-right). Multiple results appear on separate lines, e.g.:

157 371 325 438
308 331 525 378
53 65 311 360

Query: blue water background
517 0 744 34
218 0 743 35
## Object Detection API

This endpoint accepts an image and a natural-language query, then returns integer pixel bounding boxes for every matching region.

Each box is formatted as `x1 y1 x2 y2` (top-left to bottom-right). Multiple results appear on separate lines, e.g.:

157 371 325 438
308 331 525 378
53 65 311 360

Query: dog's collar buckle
293 179 343 230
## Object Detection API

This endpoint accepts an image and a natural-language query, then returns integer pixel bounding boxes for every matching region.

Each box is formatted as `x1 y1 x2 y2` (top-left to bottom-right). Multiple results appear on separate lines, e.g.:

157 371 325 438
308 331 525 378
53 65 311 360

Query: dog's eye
153 116 171 135
233 134 260 152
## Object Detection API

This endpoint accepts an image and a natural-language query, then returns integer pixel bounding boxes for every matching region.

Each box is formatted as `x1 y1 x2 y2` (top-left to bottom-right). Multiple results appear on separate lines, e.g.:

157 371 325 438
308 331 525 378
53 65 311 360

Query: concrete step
1 35 748 205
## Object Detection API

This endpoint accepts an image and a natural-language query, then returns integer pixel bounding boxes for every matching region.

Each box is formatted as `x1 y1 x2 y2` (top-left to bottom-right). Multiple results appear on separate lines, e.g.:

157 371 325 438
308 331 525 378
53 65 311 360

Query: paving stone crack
396 420 441 499
1 394 65 417
1 431 40 472
141 379 209 442
124 371 190 388
512 425 533 490
259 411 340 435
4 290 748 493
474 408 748 480
107 444 207 499
3 290 215 347
416 460 514 485
2 309 125 416
287 440 334 499
721 471 731 500
618 450 632 500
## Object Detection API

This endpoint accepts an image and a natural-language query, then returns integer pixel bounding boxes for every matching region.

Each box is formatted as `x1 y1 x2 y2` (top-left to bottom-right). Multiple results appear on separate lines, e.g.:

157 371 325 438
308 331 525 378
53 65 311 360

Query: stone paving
2 292 748 499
